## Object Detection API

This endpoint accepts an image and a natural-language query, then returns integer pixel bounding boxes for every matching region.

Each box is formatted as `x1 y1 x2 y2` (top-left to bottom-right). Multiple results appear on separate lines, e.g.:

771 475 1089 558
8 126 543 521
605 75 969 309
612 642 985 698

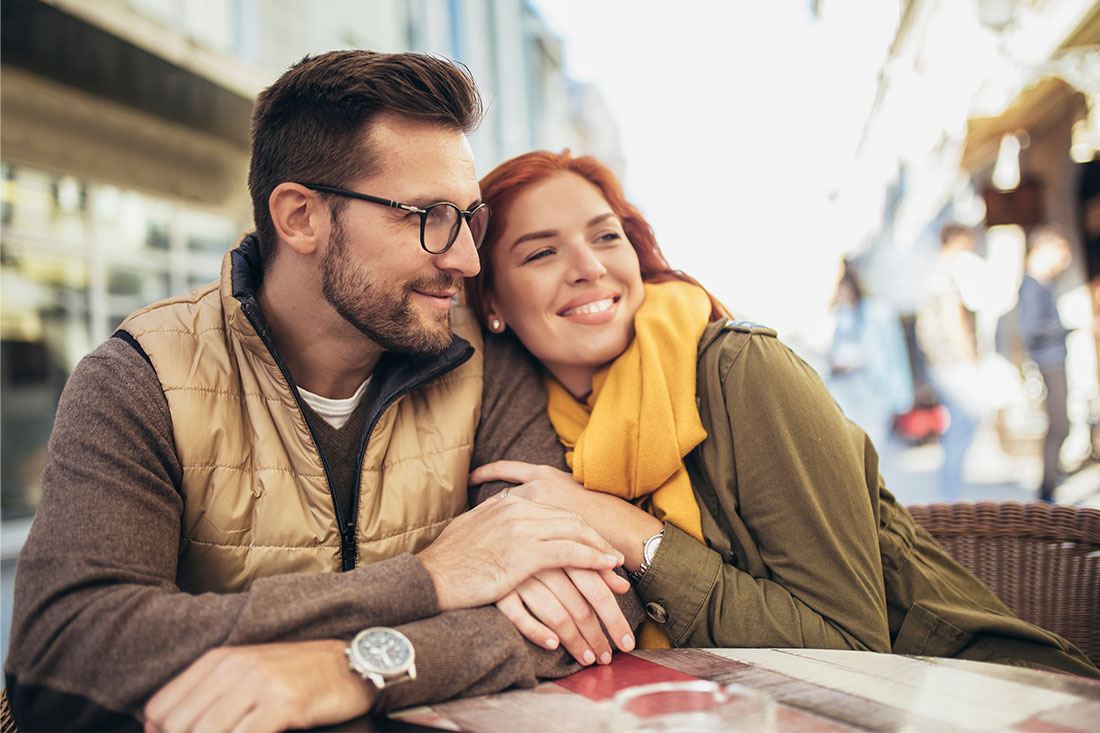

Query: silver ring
501 488 511 499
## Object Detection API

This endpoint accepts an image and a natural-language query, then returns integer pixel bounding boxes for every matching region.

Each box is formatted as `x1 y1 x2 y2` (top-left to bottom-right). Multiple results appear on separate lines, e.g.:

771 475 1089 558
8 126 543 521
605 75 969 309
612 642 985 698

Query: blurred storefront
834 0 1100 467
961 9 1100 376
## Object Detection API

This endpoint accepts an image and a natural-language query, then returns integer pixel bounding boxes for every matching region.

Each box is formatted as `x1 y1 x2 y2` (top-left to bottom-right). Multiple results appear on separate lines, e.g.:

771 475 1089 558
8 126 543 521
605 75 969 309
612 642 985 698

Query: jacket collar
697 317 730 356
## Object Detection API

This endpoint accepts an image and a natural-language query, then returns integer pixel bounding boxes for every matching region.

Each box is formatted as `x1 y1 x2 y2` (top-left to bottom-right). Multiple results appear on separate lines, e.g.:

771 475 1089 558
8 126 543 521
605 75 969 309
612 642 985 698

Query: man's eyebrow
402 194 482 209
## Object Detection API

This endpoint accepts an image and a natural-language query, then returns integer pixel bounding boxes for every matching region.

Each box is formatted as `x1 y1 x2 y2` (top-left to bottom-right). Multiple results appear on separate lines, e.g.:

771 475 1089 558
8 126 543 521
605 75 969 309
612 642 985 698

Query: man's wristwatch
346 627 417 691
630 529 664 581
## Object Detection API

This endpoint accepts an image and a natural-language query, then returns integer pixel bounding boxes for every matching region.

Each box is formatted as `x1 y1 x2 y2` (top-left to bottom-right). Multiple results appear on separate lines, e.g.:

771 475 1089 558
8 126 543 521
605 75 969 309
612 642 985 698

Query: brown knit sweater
4 332 642 730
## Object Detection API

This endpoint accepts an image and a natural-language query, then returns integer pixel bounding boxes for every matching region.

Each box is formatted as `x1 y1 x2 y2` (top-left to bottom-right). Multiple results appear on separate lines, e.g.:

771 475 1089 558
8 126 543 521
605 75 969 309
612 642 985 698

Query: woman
465 150 1098 677
825 259 913 462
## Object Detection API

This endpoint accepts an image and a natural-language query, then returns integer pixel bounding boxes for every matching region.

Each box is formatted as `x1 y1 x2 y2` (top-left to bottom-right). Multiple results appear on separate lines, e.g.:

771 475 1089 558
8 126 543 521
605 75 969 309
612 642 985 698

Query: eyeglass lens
423 204 489 253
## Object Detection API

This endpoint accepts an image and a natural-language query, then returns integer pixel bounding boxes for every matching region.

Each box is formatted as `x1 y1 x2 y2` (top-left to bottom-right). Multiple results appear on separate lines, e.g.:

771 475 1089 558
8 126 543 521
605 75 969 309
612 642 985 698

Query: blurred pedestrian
826 260 914 468
916 224 986 499
1018 224 1074 501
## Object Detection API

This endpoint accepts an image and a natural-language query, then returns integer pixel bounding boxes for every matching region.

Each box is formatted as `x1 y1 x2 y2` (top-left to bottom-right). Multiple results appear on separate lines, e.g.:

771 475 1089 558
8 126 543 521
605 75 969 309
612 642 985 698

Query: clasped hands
461 461 664 662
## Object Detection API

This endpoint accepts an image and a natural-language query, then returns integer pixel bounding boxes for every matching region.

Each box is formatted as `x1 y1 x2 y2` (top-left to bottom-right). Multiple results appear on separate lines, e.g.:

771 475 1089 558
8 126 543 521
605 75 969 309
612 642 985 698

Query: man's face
320 113 481 357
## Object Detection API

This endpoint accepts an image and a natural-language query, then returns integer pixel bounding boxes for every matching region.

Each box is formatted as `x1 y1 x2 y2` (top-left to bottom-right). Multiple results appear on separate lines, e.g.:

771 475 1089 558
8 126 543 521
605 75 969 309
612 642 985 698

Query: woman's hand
470 461 589 508
496 567 634 665
470 460 664 572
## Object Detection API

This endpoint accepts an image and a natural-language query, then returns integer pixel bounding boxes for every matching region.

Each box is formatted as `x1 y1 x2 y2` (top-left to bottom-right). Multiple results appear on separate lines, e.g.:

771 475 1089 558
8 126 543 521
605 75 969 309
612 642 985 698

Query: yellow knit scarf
543 281 711 648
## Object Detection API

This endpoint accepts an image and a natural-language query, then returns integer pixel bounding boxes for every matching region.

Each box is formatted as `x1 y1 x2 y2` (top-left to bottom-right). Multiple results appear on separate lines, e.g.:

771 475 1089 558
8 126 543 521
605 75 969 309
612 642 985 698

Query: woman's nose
569 245 607 282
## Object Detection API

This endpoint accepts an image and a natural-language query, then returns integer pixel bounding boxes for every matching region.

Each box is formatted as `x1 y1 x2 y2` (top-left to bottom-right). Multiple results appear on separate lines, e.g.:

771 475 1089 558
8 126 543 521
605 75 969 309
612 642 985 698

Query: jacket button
645 601 668 624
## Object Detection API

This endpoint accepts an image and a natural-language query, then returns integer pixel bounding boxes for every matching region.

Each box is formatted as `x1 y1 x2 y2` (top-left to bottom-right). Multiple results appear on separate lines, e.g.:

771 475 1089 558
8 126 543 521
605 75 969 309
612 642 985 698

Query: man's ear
269 183 329 256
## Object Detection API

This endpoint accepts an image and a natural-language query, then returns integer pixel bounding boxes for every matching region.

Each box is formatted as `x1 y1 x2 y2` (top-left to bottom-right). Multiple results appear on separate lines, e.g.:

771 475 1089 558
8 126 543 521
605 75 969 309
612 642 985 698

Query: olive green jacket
635 319 1098 678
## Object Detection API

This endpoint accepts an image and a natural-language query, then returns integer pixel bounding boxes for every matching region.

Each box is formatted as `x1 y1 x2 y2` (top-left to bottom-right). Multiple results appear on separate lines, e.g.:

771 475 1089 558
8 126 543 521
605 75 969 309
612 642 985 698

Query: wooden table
388 648 1100 732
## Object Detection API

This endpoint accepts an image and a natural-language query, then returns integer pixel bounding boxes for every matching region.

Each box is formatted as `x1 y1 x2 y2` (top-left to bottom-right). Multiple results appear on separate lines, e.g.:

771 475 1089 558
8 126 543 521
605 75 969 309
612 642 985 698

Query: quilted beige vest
120 246 483 594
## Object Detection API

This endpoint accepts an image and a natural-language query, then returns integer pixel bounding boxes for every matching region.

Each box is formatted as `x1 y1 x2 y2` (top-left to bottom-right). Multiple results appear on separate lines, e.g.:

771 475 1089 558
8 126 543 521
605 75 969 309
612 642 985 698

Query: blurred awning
961 3 1099 175
1 0 255 147
961 77 1086 174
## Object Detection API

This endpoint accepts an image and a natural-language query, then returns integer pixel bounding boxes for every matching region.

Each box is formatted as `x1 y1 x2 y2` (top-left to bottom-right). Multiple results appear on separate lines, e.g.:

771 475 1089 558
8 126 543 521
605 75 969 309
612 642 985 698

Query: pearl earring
489 317 503 332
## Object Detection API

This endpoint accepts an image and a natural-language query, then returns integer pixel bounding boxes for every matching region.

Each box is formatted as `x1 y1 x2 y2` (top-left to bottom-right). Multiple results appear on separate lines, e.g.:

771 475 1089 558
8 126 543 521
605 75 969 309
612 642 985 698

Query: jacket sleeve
469 332 570 504
637 331 892 652
4 338 445 729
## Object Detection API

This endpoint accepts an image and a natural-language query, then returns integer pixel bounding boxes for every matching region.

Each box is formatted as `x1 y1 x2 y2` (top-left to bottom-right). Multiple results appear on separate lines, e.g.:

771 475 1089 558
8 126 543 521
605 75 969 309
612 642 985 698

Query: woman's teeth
562 298 614 316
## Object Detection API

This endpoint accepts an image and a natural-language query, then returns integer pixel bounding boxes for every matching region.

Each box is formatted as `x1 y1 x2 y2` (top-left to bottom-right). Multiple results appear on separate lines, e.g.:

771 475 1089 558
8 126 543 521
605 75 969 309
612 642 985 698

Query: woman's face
486 172 645 397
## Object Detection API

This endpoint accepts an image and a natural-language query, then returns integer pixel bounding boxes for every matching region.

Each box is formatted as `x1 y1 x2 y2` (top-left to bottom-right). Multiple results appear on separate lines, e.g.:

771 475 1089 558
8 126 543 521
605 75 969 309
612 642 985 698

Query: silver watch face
643 533 662 565
353 628 413 675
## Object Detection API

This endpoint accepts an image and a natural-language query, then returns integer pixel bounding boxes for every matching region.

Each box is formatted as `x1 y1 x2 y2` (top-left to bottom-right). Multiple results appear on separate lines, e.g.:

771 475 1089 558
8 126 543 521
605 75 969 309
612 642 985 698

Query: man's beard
321 218 456 357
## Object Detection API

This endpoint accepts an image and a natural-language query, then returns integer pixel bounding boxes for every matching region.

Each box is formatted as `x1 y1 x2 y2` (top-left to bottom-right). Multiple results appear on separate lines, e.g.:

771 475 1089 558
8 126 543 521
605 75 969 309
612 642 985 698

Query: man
916 223 987 499
1018 224 1074 501
5 50 636 732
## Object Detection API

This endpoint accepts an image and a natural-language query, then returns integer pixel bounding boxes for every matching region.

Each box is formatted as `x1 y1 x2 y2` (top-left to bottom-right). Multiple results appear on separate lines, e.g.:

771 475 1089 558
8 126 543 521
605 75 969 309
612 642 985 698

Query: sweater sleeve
470 332 569 504
3 338 443 729
369 332 642 713
638 331 892 652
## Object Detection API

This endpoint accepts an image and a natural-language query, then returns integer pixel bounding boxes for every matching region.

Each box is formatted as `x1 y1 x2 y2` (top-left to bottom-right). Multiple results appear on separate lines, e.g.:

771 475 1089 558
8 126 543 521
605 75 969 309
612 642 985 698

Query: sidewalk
881 423 1100 508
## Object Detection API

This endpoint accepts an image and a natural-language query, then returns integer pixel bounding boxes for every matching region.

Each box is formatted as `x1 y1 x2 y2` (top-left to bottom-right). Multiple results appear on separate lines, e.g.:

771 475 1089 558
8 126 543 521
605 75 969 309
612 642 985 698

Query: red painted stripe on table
554 652 702 701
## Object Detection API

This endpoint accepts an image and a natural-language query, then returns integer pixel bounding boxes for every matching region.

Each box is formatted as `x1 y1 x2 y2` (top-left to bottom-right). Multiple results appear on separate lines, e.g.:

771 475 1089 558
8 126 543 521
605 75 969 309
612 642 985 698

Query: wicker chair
907 501 1100 666
1 687 14 733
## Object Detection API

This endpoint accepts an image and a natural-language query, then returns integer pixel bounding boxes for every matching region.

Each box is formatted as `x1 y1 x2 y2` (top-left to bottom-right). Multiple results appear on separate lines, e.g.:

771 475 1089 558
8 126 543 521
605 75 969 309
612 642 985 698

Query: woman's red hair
464 150 727 325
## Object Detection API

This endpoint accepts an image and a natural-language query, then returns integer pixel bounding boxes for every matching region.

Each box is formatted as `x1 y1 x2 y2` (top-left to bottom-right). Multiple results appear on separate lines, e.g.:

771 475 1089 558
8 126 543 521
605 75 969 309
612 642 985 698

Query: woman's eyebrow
510 230 557 250
510 212 618 250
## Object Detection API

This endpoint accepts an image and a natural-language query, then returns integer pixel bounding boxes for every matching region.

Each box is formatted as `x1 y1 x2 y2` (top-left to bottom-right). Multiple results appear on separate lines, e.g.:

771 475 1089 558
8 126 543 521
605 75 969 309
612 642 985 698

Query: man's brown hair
248 50 483 264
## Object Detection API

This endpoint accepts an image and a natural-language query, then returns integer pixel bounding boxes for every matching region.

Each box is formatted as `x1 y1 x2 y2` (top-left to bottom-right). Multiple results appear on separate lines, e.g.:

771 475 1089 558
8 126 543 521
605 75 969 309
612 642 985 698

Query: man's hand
417 494 623 611
143 640 374 733
497 567 635 665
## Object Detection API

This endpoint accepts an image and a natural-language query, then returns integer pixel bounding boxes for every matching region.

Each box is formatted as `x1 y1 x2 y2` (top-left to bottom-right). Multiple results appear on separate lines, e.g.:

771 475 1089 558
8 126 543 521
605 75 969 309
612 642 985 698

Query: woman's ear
485 304 506 334
269 183 329 256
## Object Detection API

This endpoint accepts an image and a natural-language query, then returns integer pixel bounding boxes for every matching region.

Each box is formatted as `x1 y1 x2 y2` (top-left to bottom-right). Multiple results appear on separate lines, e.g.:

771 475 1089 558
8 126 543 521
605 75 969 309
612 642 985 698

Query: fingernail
622 634 635 651
583 649 595 665
605 554 620 564
545 638 559 650
599 651 612 665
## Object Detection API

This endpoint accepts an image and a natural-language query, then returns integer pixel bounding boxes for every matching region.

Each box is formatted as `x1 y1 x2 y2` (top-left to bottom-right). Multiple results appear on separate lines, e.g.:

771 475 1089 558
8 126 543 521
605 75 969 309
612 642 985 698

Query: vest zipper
345 350 473 570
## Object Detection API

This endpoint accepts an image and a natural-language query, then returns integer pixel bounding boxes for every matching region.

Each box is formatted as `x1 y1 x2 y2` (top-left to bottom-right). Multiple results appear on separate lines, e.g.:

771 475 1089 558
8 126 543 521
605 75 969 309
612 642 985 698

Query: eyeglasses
302 183 491 254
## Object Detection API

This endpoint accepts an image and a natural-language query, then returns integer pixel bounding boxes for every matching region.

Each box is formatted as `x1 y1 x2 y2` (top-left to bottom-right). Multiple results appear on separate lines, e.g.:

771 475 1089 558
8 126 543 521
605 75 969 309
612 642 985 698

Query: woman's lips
558 295 621 324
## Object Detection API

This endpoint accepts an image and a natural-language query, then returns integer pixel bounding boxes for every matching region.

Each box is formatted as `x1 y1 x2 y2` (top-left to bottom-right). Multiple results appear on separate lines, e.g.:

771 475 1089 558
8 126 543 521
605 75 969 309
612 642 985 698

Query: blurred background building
2 0 1098 667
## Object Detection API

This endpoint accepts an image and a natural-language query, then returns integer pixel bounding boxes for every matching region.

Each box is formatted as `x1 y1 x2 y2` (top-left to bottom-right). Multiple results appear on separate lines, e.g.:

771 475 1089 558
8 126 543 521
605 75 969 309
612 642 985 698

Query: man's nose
434 219 481 277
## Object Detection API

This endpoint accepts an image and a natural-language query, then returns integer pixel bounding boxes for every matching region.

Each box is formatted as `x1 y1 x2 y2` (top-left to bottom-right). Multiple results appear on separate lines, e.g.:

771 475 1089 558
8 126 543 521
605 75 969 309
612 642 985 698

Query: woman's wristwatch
630 529 664 581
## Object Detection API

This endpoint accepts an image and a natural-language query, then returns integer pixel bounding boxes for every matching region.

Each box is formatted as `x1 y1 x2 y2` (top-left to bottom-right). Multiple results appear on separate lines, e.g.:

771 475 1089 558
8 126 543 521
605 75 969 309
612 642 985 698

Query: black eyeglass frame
301 183 490 254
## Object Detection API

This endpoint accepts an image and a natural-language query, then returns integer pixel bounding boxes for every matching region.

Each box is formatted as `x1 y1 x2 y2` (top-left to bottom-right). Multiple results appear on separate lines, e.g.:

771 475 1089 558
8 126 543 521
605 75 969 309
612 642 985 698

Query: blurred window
0 161 233 521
